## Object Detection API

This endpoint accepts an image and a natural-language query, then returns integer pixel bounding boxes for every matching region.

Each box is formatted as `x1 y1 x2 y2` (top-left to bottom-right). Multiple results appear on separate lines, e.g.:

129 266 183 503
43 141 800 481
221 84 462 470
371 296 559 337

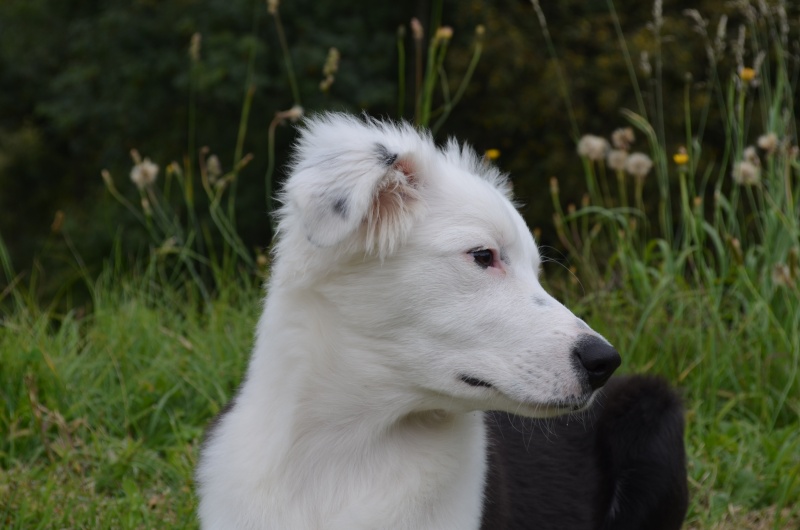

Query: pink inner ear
393 157 417 186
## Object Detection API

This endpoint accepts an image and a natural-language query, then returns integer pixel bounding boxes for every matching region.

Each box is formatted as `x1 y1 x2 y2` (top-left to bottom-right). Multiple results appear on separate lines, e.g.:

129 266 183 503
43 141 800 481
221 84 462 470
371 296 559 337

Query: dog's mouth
459 373 595 415
459 374 494 389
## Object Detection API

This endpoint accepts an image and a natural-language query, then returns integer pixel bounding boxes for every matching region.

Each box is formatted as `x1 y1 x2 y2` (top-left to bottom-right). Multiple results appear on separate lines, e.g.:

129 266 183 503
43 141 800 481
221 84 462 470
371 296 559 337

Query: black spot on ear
332 196 348 218
375 143 398 167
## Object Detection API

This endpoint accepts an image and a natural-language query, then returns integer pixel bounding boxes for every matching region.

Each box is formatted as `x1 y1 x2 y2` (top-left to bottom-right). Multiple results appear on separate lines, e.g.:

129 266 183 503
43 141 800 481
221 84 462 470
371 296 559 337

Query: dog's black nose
572 336 621 390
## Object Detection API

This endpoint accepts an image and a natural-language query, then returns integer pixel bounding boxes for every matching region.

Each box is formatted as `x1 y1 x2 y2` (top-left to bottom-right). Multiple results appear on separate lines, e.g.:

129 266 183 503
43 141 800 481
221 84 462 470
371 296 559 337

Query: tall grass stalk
535 1 800 524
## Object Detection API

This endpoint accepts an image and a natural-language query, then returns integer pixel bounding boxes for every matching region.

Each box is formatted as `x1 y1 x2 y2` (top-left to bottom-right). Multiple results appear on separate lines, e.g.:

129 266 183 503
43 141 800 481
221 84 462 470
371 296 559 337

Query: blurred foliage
0 0 795 303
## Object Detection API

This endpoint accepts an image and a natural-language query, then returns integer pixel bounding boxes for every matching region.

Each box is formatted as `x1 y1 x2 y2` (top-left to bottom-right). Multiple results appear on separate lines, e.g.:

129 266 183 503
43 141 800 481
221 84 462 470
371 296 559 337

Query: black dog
481 375 688 529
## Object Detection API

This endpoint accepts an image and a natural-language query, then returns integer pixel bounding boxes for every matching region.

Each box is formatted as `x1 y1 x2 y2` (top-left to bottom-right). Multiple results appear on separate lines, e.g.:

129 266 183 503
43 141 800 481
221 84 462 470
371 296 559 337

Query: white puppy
196 113 620 530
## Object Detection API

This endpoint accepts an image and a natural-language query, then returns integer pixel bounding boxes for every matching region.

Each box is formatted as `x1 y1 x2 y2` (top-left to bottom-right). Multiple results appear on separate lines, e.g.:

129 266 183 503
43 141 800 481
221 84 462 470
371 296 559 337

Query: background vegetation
1 0 799 528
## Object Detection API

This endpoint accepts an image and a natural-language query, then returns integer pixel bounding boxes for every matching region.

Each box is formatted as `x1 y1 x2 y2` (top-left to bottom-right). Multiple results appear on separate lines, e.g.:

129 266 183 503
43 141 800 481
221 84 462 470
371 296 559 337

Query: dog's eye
470 249 495 269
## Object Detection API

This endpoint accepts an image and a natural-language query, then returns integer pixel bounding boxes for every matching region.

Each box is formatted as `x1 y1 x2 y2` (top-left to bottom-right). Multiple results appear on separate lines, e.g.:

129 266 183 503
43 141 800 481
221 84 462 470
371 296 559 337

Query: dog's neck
234 287 489 529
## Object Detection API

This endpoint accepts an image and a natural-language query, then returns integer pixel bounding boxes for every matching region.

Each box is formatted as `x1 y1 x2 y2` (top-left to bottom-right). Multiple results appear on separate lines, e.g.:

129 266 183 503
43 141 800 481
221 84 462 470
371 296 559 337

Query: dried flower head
732 161 761 186
624 152 653 180
757 132 778 154
772 263 794 287
51 210 65 234
549 177 559 195
130 157 159 190
101 169 114 188
577 135 609 162
475 25 485 39
322 47 340 77
168 161 183 178
189 33 202 62
319 48 340 93
410 18 423 41
611 127 635 150
266 0 279 15
206 154 222 182
727 236 743 265
282 105 304 122
435 26 453 42
743 145 760 165
640 50 652 77
607 149 628 172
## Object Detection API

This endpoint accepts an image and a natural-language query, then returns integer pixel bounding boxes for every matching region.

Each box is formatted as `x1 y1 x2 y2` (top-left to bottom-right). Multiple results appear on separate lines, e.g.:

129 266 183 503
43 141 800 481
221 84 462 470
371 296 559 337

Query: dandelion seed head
607 149 628 172
624 152 653 180
743 146 760 165
577 134 609 162
611 127 635 150
757 133 779 153
130 157 159 190
732 160 761 186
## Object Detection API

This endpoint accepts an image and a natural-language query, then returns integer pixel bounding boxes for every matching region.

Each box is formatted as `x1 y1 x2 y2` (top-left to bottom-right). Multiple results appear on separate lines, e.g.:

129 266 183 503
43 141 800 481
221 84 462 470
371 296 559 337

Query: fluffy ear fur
280 114 428 257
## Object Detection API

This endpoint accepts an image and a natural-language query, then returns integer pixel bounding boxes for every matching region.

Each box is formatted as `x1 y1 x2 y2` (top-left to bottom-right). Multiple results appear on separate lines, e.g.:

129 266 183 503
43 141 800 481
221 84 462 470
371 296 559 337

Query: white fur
197 113 610 529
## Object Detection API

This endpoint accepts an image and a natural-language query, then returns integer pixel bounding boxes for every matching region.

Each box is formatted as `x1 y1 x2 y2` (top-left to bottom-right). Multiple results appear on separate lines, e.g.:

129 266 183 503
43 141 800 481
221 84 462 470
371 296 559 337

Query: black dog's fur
481 375 688 529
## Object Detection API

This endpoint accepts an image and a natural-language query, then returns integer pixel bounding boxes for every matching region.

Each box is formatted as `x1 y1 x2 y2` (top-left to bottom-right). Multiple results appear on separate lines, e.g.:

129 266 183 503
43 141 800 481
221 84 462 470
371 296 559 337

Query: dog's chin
511 394 595 419
454 378 598 419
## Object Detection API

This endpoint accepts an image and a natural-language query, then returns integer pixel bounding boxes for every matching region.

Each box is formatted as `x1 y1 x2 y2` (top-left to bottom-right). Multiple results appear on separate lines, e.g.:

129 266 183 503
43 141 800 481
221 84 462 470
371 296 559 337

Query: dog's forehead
425 165 540 263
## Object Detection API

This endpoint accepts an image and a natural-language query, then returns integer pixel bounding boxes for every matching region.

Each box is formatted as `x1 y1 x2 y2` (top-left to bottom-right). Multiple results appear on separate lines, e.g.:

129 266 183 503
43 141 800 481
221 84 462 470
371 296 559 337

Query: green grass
2 272 798 528
1 277 258 528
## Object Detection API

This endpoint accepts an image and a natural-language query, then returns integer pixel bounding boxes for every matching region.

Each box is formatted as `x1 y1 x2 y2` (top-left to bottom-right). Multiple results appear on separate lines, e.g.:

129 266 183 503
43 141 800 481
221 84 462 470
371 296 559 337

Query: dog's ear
283 114 425 255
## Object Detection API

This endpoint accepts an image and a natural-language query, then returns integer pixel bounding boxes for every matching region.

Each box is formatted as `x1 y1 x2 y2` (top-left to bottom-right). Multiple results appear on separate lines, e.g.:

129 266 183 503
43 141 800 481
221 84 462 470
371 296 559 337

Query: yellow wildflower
673 147 689 165
485 149 501 161
739 67 756 83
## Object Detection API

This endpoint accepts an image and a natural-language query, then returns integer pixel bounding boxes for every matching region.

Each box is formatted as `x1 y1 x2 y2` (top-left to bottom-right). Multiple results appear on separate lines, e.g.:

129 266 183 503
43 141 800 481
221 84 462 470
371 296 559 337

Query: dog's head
274 113 619 418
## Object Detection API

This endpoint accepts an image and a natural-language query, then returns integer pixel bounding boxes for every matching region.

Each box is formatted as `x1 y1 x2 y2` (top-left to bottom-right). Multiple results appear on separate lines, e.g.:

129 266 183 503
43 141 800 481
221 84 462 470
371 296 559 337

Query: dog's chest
290 412 489 530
